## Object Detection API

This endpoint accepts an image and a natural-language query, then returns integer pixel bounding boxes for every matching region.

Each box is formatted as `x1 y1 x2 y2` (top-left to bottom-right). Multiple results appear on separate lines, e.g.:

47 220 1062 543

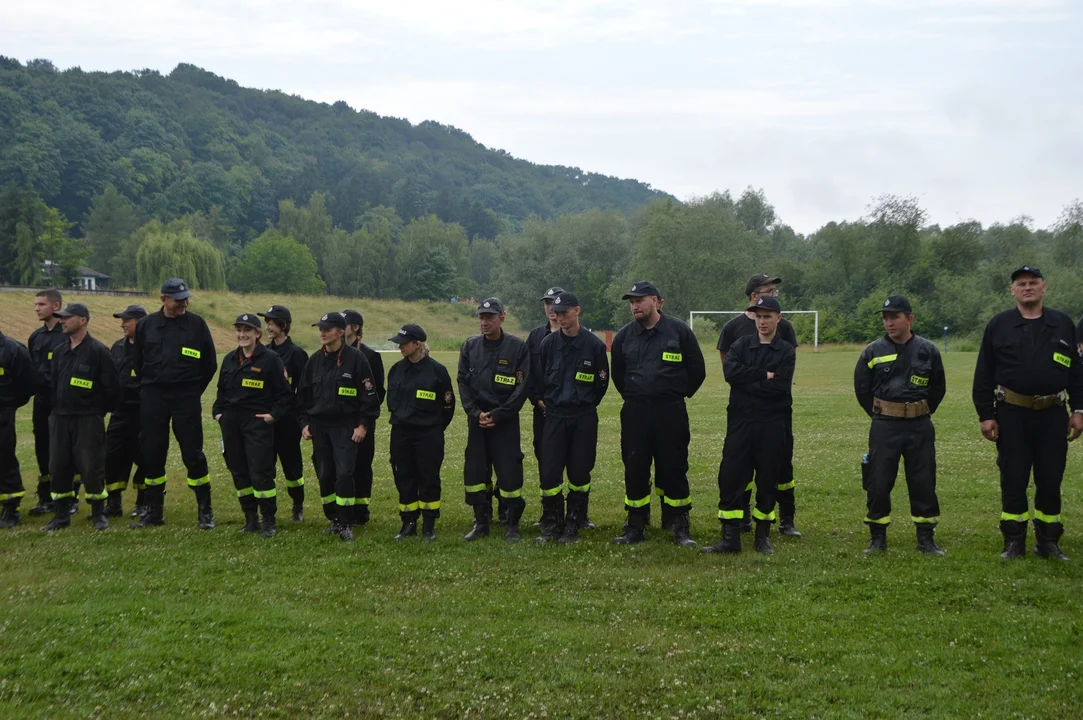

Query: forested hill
0 57 670 240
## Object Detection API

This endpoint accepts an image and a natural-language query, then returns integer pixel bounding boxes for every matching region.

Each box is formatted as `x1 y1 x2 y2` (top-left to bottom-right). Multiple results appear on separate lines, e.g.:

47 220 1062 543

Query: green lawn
2 348 1080 718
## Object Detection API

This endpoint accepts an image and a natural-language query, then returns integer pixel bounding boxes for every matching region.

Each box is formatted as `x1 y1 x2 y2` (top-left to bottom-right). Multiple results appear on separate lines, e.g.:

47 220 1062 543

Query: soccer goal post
688 310 819 351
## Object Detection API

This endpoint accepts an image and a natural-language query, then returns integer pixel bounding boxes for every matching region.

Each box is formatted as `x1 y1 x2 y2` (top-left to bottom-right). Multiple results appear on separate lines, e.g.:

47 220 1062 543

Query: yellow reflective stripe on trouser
499 489 523 498
751 507 776 521
777 481 795 491
285 477 305 488
144 475 167 486
654 485 665 496
464 483 489 493
354 497 370 505
718 509 744 520
1001 511 1029 522
744 481 754 492
867 354 898 369
663 495 691 507
105 481 128 492
568 482 591 493
1034 510 1061 523
85 490 108 500
186 475 210 487
51 492 76 500
911 516 938 524
336 496 355 506
625 495 651 508
864 515 891 525
399 502 420 512
0 491 25 501
540 485 565 497
253 488 277 499
418 500 440 510
321 493 337 504
237 487 254 497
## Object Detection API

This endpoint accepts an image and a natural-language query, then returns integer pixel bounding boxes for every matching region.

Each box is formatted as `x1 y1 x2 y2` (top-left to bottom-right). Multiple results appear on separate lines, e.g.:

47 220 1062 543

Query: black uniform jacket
526 323 554 407
538 329 609 417
50 334 120 417
387 355 455 429
972 307 1083 421
854 334 945 418
352 340 386 404
0 332 36 409
133 310 218 391
611 314 706 402
717 314 798 352
458 331 530 424
297 344 380 430
28 322 66 394
212 344 293 421
110 338 141 411
723 333 795 421
267 337 308 395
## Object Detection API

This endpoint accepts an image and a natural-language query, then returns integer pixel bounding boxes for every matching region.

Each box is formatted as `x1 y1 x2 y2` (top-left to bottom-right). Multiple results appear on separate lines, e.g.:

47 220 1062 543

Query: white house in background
74 267 110 291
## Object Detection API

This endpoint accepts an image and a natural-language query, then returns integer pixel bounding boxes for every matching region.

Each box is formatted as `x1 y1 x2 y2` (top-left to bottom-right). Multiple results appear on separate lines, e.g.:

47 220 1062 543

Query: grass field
1 345 1081 718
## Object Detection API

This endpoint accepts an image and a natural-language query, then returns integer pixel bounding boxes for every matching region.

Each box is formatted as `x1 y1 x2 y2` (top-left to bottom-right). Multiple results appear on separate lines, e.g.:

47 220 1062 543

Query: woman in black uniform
386 324 455 541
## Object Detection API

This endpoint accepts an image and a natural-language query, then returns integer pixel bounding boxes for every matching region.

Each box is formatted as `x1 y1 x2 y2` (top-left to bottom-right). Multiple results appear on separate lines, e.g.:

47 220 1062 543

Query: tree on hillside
85 185 141 276
228 230 325 295
136 226 226 292
0 185 84 286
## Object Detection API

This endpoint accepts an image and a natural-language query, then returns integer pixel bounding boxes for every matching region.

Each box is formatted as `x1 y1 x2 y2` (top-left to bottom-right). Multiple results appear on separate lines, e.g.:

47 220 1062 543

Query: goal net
688 310 819 351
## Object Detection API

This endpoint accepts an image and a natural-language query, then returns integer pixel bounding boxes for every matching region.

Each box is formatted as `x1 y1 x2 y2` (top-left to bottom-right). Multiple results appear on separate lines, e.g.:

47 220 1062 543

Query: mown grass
1 348 1080 718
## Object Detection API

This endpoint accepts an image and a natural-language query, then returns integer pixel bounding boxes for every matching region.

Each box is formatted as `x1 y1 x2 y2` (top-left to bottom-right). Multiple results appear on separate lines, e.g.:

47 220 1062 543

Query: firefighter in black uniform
214 314 293 538
386 324 456 541
458 298 530 542
535 291 609 544
42 303 121 532
611 281 705 547
131 278 219 530
260 305 309 522
973 265 1083 561
703 296 795 555
0 326 36 529
343 309 386 525
526 286 563 526
105 305 147 518
298 312 381 542
27 288 67 516
853 295 947 556
717 274 801 537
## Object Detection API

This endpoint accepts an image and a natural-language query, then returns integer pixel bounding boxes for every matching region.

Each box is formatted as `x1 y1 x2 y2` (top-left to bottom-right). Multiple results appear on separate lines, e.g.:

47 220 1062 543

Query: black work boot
89 500 109 531
777 492 802 537
1034 522 1069 561
288 484 304 522
558 508 581 545
739 500 753 534
701 521 742 554
103 490 123 517
464 503 492 541
612 512 647 545
194 485 215 530
504 503 523 543
69 480 82 517
671 512 697 549
292 504 304 523
131 488 147 518
28 476 53 516
259 498 277 538
754 521 774 554
580 494 596 530
1000 520 1026 560
496 495 508 526
660 504 674 532
394 512 419 540
238 496 260 534
0 502 22 529
421 511 437 541
864 523 888 555
535 496 564 544
130 487 165 528
915 523 945 556
42 498 72 532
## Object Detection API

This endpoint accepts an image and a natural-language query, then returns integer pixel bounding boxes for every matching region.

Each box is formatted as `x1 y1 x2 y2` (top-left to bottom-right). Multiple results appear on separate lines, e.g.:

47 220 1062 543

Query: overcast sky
3 0 1080 233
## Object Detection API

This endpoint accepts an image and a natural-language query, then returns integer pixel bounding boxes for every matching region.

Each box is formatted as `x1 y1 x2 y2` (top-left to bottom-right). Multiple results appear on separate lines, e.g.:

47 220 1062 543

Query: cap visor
388 336 409 343
52 311 74 318
166 291 192 300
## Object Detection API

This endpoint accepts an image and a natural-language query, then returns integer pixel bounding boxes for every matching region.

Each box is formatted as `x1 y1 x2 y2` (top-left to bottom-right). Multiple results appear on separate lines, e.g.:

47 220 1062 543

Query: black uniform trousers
620 399 693 516
140 384 210 488
532 405 545 464
996 404 1067 538
309 422 357 522
105 410 144 492
743 412 796 515
221 413 277 511
864 415 939 526
463 415 525 509
32 394 50 477
541 411 597 516
353 426 375 507
717 416 783 523
390 425 443 518
273 411 306 503
0 409 24 505
49 415 106 501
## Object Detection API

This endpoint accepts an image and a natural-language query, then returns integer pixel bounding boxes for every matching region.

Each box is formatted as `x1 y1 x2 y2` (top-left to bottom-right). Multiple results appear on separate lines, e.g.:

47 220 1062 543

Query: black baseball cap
881 295 912 314
341 309 364 327
1010 265 1043 282
312 312 347 330
113 305 147 320
745 273 782 298
160 277 192 300
475 298 505 315
623 281 661 300
54 302 90 319
550 291 579 312
259 305 292 324
389 324 427 343
540 286 565 301
747 296 782 314
234 313 261 330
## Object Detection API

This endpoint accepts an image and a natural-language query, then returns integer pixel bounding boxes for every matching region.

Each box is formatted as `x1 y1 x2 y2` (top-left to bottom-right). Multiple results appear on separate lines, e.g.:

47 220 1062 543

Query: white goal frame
689 310 819 352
